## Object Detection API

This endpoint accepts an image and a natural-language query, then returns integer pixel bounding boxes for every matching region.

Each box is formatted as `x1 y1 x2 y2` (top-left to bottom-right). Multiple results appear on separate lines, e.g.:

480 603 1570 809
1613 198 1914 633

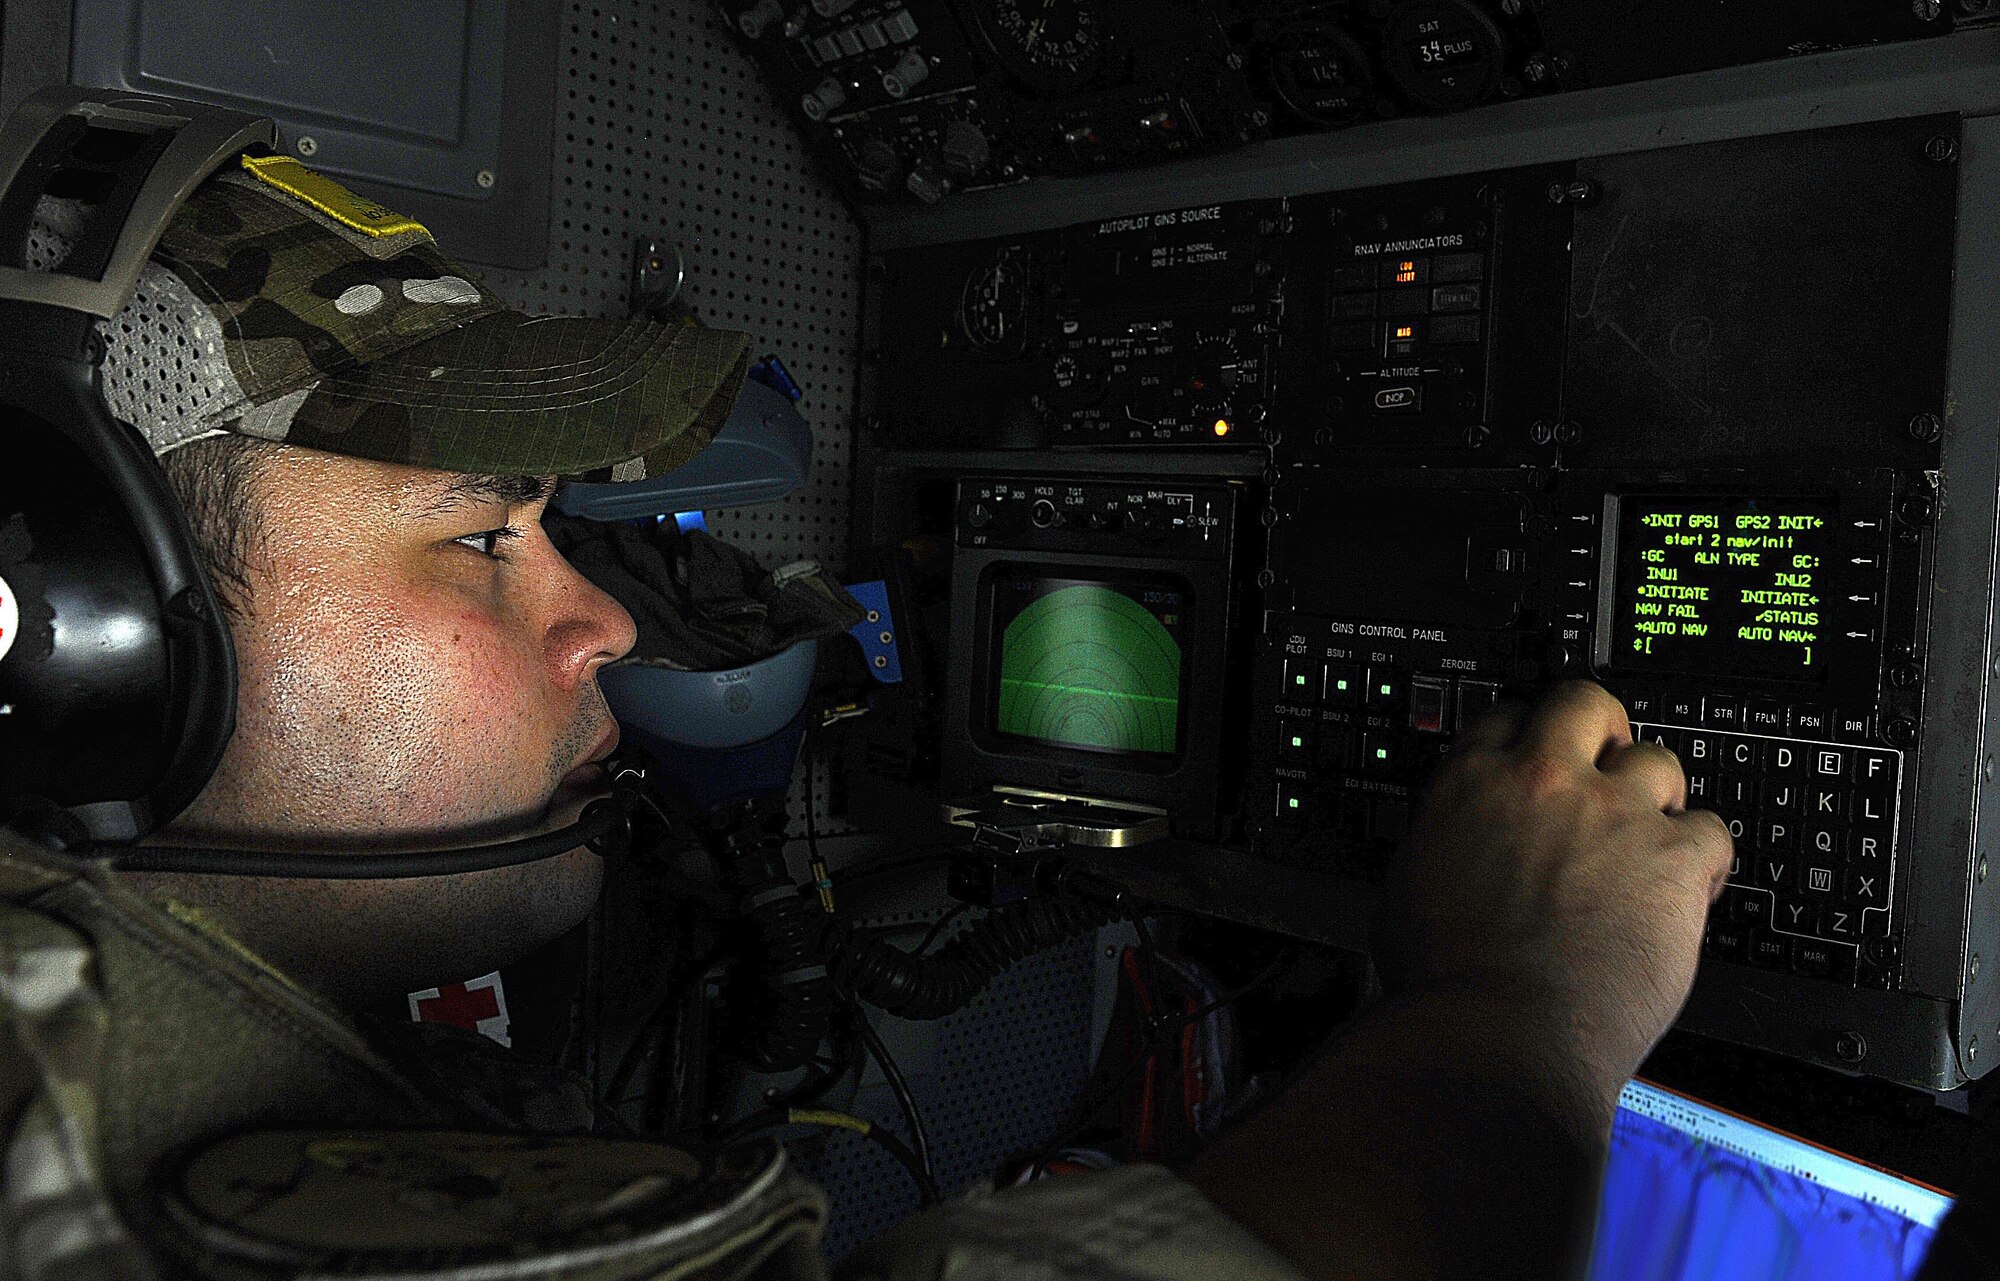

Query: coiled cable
830 891 1115 1020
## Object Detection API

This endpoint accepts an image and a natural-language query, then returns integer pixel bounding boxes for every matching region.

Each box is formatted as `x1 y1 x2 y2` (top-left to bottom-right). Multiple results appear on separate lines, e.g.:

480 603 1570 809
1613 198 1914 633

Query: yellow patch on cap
239 154 430 240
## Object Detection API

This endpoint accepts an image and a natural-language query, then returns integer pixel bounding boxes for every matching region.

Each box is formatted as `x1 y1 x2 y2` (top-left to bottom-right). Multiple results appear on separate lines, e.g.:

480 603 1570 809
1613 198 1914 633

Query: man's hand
1375 681 1734 1108
1182 683 1735 1280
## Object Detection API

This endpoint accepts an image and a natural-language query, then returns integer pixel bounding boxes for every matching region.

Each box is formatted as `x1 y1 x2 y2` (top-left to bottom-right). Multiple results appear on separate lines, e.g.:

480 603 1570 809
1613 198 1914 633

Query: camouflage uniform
0 823 1305 1281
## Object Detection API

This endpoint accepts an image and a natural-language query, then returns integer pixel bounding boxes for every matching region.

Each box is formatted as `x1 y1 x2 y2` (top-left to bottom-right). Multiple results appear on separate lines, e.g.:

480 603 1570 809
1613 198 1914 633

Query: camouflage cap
35 154 750 480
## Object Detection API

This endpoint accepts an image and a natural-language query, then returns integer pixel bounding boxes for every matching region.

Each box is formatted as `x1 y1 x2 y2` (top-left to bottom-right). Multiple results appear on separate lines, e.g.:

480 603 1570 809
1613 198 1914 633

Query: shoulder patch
239 155 430 241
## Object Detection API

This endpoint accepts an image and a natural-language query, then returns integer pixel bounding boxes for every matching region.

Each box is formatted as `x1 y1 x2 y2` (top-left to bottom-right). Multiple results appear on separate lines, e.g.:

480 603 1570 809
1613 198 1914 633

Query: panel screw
1924 135 1959 163
1256 568 1277 589
1554 420 1583 445
879 630 894 645
1523 54 1550 86
1974 953 1982 978
873 655 888 669
1899 494 1936 526
1972 1036 1981 1062
477 169 497 189
1463 425 1491 449
1226 50 1245 70
1834 1031 1868 1063
1105 945 1118 957
1546 178 1567 203
296 135 319 156
1964 0 1993 12
1982 855 1990 882
1884 716 1918 748
1888 661 1923 689
1499 0 1523 13
1913 0 1944 19
1908 412 1943 442
1261 508 1280 528
1986 756 1995 781
1529 420 1555 445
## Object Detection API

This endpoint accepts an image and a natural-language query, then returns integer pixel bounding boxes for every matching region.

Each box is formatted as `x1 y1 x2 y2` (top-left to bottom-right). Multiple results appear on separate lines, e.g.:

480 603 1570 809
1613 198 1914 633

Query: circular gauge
963 0 1107 96
1185 335 1242 411
1266 22 1376 129
1381 0 1505 114
957 247 1035 357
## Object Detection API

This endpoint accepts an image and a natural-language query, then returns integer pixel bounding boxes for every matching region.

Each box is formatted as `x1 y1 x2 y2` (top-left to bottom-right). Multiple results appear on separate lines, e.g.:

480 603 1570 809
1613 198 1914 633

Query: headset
0 87 639 876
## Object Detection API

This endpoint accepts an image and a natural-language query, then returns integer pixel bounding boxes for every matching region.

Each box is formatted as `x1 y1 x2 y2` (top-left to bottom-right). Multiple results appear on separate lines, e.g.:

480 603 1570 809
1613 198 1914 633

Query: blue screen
1590 1081 1952 1281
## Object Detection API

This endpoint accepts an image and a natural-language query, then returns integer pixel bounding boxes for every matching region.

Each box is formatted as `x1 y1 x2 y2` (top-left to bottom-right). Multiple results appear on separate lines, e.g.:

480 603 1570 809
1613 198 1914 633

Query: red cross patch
407 971 511 1047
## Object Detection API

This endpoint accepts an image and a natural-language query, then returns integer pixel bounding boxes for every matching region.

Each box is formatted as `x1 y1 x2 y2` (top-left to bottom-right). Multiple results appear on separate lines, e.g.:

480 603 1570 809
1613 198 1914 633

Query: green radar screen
993 580 1185 755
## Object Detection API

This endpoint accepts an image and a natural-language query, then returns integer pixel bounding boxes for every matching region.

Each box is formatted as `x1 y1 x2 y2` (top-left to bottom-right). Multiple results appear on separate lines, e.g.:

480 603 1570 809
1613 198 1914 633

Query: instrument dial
1186 335 1243 412
964 0 1106 96
1266 22 1376 129
1381 0 1505 114
957 247 1035 356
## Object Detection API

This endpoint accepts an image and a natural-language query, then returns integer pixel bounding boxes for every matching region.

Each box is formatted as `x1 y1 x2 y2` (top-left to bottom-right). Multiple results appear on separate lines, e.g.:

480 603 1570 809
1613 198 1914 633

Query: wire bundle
829 892 1115 1019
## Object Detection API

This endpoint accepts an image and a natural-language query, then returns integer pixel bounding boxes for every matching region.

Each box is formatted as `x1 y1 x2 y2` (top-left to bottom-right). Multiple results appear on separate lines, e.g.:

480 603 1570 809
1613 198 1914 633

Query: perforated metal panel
475 0 862 575
457 3 1100 1254
799 925 1102 1261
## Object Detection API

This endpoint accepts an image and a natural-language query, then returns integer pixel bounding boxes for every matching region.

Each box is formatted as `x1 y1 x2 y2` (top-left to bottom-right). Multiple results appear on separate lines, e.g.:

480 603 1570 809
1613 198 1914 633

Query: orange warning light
1394 324 1416 340
1213 417 1232 437
1395 259 1419 283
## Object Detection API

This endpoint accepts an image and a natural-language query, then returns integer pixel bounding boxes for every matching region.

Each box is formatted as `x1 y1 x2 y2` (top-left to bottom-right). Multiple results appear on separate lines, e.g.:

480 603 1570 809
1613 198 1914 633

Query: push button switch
1278 720 1312 760
1324 663 1362 705
1276 781 1309 826
1409 677 1450 734
1360 732 1397 772
1366 668 1405 706
1283 657 1320 704
1454 680 1500 730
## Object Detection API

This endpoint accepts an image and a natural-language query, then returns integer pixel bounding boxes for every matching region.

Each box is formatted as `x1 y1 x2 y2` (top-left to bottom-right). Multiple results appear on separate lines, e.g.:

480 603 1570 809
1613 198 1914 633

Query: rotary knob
737 0 784 39
968 501 997 529
851 136 904 192
941 119 992 179
882 48 932 98
801 77 849 122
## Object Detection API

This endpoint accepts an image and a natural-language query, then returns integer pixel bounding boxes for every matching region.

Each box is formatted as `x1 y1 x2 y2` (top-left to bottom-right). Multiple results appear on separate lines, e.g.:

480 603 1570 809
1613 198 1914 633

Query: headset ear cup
0 383 237 842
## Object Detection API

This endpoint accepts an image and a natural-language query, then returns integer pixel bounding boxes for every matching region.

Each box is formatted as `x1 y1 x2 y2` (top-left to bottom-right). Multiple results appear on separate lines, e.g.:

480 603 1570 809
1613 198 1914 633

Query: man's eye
453 526 523 560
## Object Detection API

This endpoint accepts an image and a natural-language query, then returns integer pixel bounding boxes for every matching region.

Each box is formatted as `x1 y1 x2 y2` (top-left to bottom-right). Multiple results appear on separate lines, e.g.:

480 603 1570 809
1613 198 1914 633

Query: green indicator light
1290 736 1305 748
1294 674 1308 686
1336 678 1351 691
1375 747 1388 761
1379 683 1393 696
1288 798 1301 810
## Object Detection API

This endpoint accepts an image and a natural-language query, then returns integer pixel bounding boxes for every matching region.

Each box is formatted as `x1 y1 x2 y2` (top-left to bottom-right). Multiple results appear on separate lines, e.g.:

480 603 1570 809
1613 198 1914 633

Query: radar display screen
990 576 1187 757
1612 496 1837 683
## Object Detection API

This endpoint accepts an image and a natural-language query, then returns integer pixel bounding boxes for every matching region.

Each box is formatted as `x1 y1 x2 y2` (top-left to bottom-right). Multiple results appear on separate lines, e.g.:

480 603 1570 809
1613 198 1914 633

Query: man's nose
546 555 638 690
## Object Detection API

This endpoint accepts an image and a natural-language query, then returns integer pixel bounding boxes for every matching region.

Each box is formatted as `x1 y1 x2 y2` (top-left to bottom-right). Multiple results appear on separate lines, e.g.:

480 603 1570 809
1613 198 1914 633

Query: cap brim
267 311 752 480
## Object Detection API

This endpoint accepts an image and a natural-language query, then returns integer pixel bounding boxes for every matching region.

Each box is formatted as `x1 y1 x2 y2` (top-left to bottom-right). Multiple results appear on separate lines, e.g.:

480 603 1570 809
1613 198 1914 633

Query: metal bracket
944 789 1171 850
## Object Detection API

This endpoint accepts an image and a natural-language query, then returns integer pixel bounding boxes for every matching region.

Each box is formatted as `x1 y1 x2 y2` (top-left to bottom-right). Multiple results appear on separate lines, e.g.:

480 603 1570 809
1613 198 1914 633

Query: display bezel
974 567 1196 768
1592 486 1891 693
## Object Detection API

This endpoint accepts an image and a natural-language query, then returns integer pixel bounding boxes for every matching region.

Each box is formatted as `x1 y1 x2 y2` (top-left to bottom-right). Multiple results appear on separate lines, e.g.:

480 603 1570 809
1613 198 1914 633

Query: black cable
914 901 972 957
827 851 955 889
849 999 936 1193
107 795 634 878
832 891 1115 1019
